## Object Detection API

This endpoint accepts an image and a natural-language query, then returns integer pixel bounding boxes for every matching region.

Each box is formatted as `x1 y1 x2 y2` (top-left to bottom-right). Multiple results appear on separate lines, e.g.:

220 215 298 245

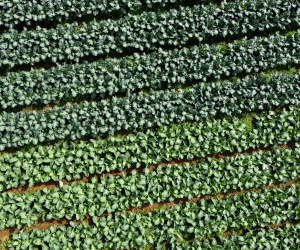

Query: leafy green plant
3 186 300 249
174 223 300 249
0 0 298 68
1 106 300 191
1 27 300 111
1 143 300 230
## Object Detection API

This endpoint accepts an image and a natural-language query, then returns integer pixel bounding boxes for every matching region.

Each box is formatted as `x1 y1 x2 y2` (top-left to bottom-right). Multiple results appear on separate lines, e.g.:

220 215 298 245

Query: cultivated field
0 0 300 249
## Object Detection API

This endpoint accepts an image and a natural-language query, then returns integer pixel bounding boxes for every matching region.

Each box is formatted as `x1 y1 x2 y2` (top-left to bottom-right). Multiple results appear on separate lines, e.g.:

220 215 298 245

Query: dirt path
5 141 296 195
1 178 299 244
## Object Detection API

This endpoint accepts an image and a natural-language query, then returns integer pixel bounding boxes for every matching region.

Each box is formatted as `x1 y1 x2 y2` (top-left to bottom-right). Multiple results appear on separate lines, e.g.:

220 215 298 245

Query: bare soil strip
1 177 299 244
4 141 295 195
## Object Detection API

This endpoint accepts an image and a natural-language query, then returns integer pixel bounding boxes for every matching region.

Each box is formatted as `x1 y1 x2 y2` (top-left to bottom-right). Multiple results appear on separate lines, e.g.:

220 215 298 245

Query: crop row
0 0 298 67
1 62 300 150
0 105 299 191
0 0 186 28
172 223 300 249
1 143 300 230
2 185 299 249
1 29 300 110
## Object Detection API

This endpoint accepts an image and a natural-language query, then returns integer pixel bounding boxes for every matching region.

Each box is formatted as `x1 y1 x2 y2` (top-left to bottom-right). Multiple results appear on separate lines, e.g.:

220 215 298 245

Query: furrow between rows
1 181 299 248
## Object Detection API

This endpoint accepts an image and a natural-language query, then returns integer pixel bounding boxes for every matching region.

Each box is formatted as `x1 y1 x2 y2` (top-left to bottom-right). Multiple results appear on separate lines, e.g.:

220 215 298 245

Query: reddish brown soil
5 141 296 195
1 178 299 244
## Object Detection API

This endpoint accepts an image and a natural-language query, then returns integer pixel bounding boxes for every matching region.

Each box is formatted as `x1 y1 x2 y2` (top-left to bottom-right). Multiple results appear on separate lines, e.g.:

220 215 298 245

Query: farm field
0 0 300 249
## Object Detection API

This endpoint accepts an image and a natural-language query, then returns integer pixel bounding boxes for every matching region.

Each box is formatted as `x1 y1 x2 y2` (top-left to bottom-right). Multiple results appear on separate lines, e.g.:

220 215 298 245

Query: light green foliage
3 186 300 249
0 0 300 248
0 106 300 191
0 142 300 230
173 223 300 249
